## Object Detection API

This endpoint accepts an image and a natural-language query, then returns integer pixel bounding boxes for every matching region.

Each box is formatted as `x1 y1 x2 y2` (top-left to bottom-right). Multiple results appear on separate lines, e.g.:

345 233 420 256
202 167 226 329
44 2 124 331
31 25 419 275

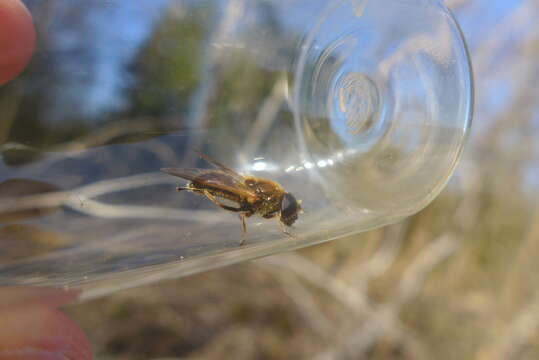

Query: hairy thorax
244 176 284 219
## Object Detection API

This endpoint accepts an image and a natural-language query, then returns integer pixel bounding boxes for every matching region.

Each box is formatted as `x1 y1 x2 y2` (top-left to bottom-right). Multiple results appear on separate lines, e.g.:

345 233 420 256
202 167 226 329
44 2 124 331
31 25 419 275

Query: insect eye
280 192 299 226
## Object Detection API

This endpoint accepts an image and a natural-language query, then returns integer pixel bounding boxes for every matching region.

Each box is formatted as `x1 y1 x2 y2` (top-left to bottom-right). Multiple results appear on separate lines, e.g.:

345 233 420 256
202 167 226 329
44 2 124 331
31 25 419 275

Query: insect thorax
244 177 283 218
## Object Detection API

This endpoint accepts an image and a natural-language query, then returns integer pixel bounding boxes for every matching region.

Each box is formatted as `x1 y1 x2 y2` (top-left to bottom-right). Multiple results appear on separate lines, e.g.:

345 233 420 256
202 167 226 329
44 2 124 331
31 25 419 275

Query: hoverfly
161 152 302 244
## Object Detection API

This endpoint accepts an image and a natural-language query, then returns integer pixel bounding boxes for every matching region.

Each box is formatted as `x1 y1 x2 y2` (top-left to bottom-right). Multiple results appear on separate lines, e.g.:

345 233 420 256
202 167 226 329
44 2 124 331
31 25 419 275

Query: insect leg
240 213 247 233
203 190 241 212
239 213 247 246
279 219 293 237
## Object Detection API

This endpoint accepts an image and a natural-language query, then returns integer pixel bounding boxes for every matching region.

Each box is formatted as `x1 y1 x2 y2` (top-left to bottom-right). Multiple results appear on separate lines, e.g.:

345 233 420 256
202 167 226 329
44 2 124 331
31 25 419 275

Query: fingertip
0 307 93 360
0 0 36 85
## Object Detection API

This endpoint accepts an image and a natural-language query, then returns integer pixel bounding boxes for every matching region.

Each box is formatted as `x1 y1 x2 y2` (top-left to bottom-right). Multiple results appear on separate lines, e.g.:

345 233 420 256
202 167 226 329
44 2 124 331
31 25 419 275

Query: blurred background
2 0 538 359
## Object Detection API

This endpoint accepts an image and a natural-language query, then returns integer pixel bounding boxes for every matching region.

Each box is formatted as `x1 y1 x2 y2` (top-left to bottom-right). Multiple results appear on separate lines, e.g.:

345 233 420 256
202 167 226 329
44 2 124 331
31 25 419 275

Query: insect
161 152 302 244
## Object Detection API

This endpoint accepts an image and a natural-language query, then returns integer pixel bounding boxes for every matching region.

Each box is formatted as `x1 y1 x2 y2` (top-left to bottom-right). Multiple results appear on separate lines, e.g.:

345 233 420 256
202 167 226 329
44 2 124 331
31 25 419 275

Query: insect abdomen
190 181 243 204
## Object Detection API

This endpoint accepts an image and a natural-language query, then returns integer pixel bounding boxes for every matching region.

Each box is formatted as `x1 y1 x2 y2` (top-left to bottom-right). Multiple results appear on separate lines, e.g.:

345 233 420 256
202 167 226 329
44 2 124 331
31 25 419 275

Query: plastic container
0 0 472 300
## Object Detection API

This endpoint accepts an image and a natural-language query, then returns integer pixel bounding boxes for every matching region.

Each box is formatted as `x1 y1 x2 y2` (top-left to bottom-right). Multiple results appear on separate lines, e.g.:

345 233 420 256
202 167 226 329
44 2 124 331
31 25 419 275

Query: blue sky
22 0 533 139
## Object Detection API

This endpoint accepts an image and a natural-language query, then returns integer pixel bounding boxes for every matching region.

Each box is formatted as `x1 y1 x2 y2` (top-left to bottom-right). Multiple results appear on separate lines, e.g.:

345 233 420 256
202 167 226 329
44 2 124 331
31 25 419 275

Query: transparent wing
193 150 245 182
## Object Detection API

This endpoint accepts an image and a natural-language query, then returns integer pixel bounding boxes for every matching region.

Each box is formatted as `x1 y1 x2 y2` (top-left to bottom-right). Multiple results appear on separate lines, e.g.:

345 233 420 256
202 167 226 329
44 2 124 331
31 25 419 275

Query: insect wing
161 167 214 182
193 150 245 182
161 168 258 201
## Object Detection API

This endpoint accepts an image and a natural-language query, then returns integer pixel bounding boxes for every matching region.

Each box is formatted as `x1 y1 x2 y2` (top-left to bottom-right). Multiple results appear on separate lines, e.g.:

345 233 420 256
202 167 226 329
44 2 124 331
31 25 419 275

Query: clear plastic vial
0 0 472 300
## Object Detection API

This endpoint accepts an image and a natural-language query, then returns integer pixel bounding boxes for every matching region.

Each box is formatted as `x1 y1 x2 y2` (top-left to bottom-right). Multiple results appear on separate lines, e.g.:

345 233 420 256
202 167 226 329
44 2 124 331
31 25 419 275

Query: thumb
0 0 36 85
0 287 93 360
